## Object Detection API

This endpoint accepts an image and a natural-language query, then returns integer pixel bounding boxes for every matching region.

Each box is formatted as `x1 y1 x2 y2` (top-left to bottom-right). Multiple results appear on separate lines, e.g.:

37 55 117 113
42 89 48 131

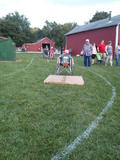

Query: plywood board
44 75 84 85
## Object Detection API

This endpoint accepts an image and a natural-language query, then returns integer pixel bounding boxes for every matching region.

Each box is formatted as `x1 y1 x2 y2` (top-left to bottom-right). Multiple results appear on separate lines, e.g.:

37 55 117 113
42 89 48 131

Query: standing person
41 46 43 53
116 42 120 66
97 40 106 61
43 45 49 58
49 47 54 60
82 39 93 67
41 47 43 57
105 41 113 66
59 46 63 55
22 45 25 52
69 48 72 56
91 42 97 64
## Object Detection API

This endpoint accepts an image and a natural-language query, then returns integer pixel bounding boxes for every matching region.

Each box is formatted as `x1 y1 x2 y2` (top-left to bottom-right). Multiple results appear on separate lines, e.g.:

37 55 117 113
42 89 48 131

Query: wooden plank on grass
44 75 85 85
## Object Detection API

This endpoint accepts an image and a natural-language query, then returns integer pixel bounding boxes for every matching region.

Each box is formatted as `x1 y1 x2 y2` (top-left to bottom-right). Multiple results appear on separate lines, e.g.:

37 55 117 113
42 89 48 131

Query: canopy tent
0 37 16 61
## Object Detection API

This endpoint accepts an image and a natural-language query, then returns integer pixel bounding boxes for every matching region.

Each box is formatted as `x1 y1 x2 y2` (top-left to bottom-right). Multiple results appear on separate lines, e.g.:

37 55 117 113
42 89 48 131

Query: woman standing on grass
49 47 54 60
91 42 97 65
105 41 113 67
116 41 120 66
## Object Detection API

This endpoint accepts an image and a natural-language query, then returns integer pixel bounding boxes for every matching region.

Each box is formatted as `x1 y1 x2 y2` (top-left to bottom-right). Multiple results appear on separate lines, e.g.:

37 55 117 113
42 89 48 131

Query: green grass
0 53 120 160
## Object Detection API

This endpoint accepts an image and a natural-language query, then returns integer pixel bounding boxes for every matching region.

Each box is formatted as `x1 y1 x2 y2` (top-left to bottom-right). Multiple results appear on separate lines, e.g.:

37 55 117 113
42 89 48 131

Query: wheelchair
56 53 73 75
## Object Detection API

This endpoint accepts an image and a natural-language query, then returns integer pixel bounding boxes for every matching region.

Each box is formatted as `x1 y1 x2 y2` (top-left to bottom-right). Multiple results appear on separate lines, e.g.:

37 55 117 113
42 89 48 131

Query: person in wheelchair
56 49 74 75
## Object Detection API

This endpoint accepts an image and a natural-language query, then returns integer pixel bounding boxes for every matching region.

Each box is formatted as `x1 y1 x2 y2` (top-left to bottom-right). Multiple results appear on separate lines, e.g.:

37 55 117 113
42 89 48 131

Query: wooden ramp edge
44 75 84 85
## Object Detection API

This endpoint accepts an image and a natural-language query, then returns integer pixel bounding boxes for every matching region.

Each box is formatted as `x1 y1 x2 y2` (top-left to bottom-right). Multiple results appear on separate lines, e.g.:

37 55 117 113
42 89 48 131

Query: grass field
0 53 120 160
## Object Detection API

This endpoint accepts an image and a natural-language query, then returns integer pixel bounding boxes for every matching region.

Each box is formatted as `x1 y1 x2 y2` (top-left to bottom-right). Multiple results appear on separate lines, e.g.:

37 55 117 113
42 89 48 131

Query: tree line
0 11 108 48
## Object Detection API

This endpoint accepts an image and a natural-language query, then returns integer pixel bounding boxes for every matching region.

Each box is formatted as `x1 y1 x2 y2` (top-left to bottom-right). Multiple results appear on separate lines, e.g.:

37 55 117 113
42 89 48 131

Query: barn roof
34 37 55 44
66 15 120 36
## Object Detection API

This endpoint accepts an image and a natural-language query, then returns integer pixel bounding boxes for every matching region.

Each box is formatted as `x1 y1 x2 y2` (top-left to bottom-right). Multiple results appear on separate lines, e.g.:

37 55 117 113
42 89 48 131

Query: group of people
42 41 120 68
82 39 120 67
42 45 54 60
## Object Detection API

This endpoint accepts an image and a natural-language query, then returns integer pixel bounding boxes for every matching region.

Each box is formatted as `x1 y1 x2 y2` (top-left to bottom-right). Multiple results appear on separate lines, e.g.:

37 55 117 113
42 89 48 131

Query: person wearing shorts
105 41 113 66
91 42 97 64
97 40 106 61
49 47 54 59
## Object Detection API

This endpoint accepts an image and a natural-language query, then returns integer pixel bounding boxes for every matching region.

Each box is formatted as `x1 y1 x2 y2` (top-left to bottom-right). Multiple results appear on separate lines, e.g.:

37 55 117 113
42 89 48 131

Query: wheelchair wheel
56 64 60 75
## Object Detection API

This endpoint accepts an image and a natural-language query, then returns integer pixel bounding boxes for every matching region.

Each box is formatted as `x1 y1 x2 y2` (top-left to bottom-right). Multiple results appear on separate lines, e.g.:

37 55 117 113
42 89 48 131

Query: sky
0 0 120 29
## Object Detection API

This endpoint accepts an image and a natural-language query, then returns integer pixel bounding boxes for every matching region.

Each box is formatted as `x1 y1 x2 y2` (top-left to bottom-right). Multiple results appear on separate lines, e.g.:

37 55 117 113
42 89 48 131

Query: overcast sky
0 0 120 28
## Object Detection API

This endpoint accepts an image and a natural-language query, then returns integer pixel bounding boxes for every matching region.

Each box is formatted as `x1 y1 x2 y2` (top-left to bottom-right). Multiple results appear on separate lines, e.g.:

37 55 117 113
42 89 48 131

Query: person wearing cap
82 39 93 66
57 49 74 67
97 40 106 61
105 41 113 66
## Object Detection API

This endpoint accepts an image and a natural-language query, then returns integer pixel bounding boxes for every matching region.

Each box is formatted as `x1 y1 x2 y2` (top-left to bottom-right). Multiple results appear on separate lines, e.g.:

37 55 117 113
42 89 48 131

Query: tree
89 11 109 23
40 21 77 47
37 29 44 40
0 11 32 46
0 12 77 47
30 27 40 43
0 19 23 46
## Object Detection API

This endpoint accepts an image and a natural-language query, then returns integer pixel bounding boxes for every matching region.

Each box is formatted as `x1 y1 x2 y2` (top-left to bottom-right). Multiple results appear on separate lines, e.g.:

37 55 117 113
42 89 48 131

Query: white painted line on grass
51 67 116 160
0 58 34 78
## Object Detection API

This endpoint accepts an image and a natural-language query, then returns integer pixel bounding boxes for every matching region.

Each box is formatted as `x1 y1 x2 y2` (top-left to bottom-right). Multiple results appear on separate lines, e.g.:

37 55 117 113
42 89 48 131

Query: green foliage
30 28 40 43
0 11 32 46
89 11 109 23
0 53 120 160
41 21 77 47
0 11 110 48
0 12 77 48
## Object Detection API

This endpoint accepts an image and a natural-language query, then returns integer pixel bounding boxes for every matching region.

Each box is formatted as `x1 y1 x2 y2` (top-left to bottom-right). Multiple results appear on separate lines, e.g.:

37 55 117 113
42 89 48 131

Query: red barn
66 14 120 56
24 37 55 52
